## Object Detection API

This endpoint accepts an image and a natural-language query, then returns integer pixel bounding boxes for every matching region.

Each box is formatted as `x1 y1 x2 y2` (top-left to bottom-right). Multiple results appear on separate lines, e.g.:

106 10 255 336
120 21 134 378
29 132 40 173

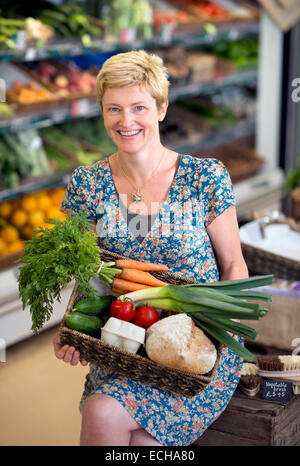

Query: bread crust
145 313 217 374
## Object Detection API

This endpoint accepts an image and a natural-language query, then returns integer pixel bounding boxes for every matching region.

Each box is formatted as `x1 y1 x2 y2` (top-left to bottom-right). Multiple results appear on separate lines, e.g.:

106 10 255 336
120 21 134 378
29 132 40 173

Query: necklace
117 147 165 203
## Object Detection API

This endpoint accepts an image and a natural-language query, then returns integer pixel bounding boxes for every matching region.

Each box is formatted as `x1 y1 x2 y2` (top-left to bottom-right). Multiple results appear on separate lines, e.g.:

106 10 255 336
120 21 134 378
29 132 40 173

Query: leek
181 274 274 291
193 319 257 362
212 289 272 302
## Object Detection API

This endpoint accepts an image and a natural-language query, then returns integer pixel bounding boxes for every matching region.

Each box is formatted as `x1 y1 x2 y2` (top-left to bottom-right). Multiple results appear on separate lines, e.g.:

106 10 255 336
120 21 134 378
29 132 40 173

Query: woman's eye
135 105 145 111
108 107 119 113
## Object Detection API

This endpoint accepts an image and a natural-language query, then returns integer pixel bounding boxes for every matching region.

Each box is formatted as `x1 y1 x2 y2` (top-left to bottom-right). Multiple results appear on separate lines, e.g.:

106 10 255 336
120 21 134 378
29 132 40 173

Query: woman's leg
129 428 162 446
80 393 140 446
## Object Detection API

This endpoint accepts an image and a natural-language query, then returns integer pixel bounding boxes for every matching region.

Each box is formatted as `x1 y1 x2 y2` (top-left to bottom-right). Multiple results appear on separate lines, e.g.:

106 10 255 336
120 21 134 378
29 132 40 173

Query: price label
262 379 293 402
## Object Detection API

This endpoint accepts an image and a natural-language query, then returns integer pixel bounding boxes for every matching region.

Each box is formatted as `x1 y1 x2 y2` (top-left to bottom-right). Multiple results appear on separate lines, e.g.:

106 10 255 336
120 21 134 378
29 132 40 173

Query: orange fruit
10 199 20 210
6 239 25 254
21 224 34 240
0 238 6 255
56 210 66 221
45 221 55 229
49 188 66 207
19 195 37 213
1 225 19 243
33 221 54 236
0 201 13 219
10 209 28 228
44 206 60 221
36 193 51 213
28 210 45 227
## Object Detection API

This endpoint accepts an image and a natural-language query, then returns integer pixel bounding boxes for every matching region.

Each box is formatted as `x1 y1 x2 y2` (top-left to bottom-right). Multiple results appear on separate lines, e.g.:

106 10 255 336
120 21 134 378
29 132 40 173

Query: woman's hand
53 332 88 366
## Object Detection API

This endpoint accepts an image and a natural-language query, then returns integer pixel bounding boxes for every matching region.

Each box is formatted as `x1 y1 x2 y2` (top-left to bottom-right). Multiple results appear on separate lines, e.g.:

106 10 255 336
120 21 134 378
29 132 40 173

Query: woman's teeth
119 130 140 136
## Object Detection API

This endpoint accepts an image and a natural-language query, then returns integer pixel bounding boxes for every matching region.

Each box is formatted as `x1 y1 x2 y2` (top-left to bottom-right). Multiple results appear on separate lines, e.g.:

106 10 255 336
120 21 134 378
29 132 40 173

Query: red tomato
110 300 135 322
132 306 160 329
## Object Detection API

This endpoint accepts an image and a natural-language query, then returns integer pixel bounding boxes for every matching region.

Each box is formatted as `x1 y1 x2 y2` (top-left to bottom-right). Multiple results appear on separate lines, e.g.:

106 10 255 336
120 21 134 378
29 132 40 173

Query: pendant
132 189 142 203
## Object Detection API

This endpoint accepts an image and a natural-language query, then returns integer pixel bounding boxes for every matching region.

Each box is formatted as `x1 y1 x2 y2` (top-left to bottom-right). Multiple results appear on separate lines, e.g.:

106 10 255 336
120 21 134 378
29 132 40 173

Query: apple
54 75 69 88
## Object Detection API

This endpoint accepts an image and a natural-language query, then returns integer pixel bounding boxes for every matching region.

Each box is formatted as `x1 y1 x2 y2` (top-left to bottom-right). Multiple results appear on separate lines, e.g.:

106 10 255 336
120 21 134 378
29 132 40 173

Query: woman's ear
158 100 168 122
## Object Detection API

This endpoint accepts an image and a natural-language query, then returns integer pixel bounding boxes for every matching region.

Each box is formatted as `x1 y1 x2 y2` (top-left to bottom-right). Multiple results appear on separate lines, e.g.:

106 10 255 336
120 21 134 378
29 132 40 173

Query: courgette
65 311 102 334
74 295 115 315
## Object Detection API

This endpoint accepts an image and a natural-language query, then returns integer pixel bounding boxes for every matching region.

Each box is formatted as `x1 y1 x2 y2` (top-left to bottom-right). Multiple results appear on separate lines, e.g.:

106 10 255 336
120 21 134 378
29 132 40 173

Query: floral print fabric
61 154 243 446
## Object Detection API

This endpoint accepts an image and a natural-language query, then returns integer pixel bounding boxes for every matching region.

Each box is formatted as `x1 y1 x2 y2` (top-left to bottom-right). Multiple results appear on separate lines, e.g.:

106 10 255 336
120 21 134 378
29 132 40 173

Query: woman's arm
206 205 248 281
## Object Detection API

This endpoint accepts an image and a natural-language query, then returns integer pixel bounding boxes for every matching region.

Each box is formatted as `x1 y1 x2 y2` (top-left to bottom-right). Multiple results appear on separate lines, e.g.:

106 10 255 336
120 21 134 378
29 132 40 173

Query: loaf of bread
145 313 217 374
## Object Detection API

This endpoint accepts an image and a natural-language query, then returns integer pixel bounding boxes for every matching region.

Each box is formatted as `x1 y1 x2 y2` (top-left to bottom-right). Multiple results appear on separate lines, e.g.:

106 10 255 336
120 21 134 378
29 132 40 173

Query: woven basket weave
241 242 300 281
59 248 222 398
241 219 300 280
292 188 300 222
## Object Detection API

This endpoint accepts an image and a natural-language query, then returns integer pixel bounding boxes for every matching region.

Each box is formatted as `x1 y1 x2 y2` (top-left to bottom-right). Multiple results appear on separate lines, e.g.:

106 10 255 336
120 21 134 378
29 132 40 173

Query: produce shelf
169 68 257 102
0 173 71 203
0 118 255 203
0 97 100 134
168 117 256 153
0 68 257 134
0 21 259 63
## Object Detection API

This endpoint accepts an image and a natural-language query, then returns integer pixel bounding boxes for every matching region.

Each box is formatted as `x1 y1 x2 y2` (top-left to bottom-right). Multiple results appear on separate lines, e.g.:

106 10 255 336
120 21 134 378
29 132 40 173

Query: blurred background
1 0 300 446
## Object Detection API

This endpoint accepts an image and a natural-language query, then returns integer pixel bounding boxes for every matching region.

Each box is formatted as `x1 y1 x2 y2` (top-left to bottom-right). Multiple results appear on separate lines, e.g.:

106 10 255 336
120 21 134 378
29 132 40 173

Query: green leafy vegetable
17 212 103 334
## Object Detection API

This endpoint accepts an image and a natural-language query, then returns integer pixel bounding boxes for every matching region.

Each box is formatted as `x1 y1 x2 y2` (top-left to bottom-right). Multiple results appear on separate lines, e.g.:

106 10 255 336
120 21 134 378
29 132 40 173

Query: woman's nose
120 110 133 127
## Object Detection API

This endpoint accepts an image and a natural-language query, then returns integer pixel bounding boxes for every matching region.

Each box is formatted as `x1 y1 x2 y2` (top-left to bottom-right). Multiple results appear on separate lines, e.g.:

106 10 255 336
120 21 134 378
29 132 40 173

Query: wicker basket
59 248 222 398
291 187 300 222
241 219 300 281
241 243 300 281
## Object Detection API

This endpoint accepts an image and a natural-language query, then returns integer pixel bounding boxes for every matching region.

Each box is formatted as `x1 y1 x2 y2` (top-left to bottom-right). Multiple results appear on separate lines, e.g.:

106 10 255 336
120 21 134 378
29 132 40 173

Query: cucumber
74 295 115 316
65 311 102 334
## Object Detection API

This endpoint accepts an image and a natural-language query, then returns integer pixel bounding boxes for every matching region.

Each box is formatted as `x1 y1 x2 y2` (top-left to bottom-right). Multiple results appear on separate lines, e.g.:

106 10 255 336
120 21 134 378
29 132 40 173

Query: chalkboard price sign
262 379 293 402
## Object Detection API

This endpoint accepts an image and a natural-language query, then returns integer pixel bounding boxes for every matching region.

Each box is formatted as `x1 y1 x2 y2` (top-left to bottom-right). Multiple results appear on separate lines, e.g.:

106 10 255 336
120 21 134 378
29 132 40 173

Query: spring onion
119 274 274 361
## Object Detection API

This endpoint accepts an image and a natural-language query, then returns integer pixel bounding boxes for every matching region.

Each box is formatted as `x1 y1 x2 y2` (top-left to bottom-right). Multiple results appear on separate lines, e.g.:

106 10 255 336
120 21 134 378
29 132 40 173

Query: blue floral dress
61 154 243 446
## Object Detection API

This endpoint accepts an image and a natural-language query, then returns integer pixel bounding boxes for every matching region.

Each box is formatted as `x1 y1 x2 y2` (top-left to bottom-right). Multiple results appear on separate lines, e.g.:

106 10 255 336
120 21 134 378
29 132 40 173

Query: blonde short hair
96 49 170 110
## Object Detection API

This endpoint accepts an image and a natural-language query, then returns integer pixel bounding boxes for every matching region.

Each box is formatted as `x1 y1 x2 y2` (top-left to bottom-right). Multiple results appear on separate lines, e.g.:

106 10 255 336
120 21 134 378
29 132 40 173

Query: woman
53 50 248 446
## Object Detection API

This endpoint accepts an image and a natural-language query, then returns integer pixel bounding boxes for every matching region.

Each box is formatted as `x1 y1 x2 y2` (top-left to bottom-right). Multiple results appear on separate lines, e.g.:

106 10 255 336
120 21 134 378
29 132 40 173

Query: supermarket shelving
0 18 261 207
0 68 257 135
169 116 256 153
0 20 259 62
0 116 256 203
0 173 71 203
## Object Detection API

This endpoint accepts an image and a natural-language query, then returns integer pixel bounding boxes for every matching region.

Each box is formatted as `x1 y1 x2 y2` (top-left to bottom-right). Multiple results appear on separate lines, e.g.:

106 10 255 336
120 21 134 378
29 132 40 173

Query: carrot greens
17 212 120 334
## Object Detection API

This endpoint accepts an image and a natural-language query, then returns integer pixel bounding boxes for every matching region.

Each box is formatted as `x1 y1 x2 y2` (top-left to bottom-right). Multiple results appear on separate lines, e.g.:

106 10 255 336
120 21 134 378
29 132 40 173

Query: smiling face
102 85 168 155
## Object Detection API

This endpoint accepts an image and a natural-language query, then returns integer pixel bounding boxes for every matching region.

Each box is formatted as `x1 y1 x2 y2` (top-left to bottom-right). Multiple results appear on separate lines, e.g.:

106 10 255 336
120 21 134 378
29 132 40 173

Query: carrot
115 258 168 272
111 287 129 295
112 278 154 292
117 268 168 287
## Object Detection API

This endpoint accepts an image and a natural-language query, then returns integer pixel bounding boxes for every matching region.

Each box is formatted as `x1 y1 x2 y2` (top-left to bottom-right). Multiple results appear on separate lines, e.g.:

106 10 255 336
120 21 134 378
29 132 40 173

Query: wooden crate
194 391 300 446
